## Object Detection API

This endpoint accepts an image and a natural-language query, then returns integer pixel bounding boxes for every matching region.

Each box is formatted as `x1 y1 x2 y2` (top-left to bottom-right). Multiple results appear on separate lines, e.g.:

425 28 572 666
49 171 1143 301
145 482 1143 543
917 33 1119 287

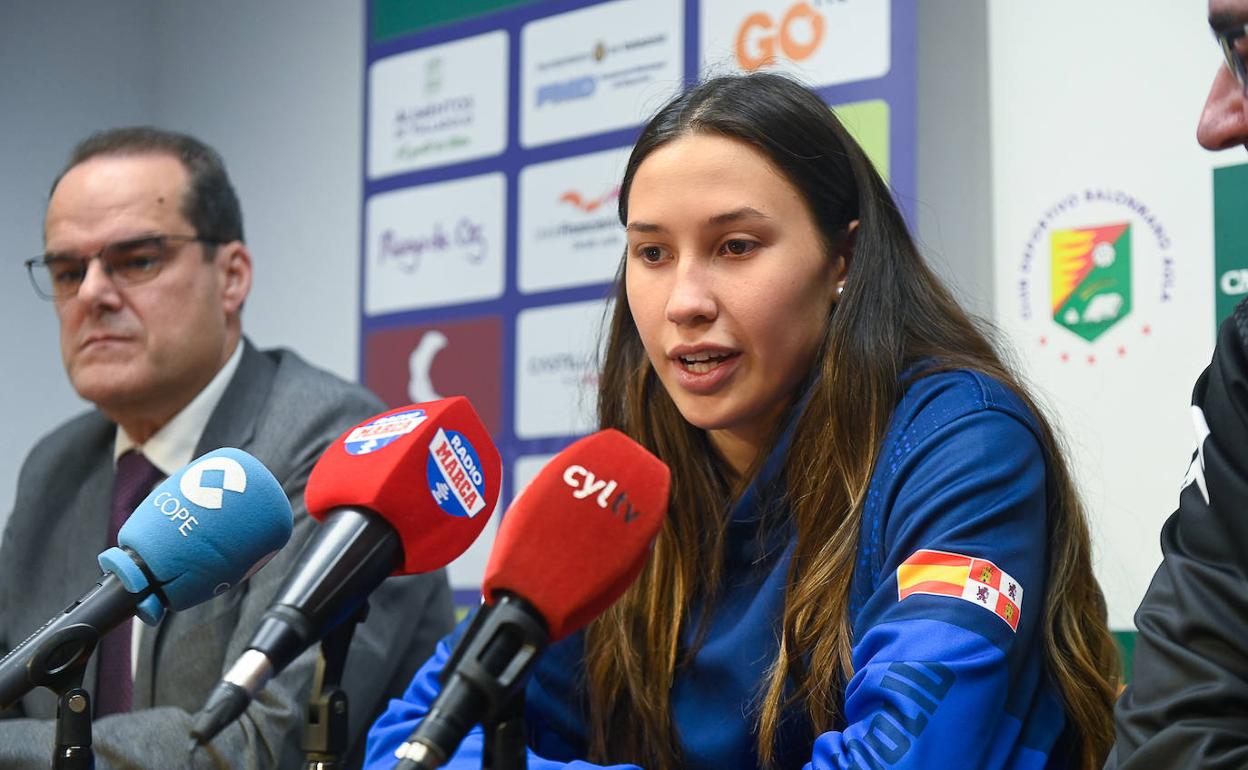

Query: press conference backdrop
989 0 1248 648
356 0 917 606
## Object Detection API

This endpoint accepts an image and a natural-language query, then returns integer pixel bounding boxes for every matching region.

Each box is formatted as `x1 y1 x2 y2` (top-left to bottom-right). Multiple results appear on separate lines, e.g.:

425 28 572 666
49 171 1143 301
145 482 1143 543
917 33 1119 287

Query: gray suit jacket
0 341 455 768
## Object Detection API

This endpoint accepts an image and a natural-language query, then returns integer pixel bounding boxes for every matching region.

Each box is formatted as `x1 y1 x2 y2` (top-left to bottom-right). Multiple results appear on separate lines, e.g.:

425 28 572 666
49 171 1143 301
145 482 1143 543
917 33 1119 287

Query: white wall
916 0 993 320
0 1 363 527
0 1 158 521
988 0 1219 627
151 2 363 375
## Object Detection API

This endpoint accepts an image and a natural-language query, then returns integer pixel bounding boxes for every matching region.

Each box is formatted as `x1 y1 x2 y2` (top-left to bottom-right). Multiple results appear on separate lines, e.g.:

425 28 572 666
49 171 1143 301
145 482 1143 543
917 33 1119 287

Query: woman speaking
366 72 1120 770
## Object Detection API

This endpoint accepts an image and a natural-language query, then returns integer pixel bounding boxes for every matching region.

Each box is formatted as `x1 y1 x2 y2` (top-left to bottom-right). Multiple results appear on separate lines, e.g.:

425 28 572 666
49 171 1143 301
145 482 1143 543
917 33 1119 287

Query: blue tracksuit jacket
365 369 1072 769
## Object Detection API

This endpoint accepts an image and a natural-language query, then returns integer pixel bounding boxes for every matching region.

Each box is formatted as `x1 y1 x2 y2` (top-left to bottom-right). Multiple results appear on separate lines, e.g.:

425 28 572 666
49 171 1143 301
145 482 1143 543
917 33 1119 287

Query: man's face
1200 0 1248 151
44 154 243 425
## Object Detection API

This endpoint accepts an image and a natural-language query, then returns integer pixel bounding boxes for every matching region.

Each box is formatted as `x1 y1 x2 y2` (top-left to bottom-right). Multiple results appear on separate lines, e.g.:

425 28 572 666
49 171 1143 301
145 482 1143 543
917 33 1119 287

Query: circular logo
344 409 428 455
425 428 488 518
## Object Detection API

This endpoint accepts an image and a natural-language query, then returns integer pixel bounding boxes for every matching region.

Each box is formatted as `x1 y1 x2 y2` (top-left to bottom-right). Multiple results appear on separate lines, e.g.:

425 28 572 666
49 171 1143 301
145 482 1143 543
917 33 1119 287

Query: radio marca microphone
393 429 669 770
0 448 292 709
190 398 500 747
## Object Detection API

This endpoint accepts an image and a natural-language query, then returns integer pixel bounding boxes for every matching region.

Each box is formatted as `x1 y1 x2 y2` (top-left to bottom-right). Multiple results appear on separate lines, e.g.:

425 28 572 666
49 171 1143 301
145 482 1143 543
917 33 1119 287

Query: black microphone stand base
53 686 95 770
481 693 527 770
301 604 368 769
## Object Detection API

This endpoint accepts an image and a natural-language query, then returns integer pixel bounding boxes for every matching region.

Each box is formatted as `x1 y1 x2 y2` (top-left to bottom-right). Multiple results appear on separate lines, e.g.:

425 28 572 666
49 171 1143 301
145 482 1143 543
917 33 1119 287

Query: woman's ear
834 219 858 291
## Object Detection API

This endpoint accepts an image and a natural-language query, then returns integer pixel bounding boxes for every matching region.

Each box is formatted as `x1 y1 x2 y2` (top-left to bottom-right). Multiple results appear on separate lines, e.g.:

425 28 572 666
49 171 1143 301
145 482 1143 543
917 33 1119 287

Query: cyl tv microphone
0 448 293 709
393 428 670 770
190 398 501 747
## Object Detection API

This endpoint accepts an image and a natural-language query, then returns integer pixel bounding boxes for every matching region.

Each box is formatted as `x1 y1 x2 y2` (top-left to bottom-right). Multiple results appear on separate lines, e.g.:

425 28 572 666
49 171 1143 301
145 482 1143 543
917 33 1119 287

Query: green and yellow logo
1050 222 1132 342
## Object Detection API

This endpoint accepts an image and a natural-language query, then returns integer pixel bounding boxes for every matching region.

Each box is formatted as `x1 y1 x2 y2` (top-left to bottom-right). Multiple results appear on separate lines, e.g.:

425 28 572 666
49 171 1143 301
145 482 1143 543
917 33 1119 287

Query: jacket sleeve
1108 301 1248 769
364 627 643 770
805 404 1059 770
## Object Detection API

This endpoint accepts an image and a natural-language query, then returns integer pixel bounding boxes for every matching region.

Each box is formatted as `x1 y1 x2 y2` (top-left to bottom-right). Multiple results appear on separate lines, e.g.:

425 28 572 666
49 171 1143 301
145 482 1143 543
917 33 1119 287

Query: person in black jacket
1107 3 1248 766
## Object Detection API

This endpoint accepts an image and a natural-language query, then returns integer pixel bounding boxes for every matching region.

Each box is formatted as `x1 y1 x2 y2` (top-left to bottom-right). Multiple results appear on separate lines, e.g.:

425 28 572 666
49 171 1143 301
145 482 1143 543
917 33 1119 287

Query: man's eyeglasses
1216 21 1248 97
25 234 222 301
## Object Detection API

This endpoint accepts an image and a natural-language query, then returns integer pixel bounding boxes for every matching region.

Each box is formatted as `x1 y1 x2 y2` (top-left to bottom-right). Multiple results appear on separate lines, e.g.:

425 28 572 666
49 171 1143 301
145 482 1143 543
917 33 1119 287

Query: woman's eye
637 245 665 263
720 239 757 256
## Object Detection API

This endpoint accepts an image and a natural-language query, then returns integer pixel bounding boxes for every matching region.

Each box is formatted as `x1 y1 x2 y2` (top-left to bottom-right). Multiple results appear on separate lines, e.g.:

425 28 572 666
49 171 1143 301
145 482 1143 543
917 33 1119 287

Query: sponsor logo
1013 189 1175 366
426 428 488 517
1214 163 1248 330
1220 268 1248 297
423 56 443 96
736 1 827 71
344 409 428 455
364 318 502 435
536 75 597 107
519 147 630 292
559 186 620 214
530 187 621 249
526 352 595 380
179 457 247 510
378 218 487 274
368 31 507 177
515 300 606 438
533 36 668 74
521 1 681 148
561 464 640 522
365 173 505 315
393 98 474 139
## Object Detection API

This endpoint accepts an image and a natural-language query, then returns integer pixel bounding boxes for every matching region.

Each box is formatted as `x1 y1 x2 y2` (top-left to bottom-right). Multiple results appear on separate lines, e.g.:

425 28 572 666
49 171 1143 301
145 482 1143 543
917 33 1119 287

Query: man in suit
1107 2 1248 767
0 127 455 768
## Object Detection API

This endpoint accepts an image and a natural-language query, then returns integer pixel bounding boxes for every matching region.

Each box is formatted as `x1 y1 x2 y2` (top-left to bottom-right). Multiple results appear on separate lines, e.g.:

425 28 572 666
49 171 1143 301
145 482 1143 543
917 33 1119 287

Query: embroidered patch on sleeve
896 549 1023 631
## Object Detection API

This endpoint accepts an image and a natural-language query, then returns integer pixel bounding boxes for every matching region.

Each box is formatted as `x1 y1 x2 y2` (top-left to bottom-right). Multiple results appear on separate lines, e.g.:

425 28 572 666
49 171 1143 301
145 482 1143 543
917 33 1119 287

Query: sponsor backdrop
362 0 916 604
989 0 1248 636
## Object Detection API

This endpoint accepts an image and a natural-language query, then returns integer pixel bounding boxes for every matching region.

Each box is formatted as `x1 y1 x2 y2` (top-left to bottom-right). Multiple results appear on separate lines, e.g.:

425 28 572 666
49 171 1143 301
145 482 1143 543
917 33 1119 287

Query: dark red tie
95 449 164 717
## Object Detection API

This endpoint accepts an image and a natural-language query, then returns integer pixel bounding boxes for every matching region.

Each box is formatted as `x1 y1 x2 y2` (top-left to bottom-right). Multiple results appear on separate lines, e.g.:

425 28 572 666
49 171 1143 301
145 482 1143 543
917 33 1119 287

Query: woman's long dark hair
586 72 1119 769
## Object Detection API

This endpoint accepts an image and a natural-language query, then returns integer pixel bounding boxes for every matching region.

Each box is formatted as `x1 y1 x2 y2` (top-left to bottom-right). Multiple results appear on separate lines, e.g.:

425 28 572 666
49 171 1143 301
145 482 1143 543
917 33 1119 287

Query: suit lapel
136 339 278 708
75 439 117 701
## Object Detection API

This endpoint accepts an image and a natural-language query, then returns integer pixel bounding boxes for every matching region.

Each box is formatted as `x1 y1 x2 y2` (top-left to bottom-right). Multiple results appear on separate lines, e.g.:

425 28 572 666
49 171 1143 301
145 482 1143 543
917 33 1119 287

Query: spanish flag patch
896 549 1023 631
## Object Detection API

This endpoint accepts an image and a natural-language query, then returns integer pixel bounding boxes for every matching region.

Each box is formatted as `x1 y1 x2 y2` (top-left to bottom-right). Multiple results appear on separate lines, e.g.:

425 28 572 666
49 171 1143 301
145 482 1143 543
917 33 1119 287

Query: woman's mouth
678 350 737 374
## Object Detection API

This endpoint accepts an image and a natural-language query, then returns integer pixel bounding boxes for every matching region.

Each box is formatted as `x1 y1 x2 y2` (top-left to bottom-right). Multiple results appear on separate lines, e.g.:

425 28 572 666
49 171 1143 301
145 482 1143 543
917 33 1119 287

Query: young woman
366 73 1120 770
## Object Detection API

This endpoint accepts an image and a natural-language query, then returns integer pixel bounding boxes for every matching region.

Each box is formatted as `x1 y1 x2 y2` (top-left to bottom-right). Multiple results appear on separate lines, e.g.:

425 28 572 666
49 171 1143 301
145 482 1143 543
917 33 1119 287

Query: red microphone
191 397 500 748
393 429 670 770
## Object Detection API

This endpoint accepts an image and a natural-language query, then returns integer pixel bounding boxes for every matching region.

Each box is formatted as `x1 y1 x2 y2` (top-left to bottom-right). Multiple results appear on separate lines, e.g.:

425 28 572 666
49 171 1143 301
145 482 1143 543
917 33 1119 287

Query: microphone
190 398 501 747
393 428 670 770
0 448 293 709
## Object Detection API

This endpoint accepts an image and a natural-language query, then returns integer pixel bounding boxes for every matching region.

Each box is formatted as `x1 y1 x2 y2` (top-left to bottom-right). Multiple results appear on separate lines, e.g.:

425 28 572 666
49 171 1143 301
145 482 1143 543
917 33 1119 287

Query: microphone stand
52 684 95 770
481 693 527 770
29 624 101 770
301 604 368 770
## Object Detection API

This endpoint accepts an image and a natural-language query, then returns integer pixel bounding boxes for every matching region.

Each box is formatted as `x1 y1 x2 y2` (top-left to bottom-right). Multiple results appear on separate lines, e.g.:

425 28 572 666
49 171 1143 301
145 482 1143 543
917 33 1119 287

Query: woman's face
624 133 846 474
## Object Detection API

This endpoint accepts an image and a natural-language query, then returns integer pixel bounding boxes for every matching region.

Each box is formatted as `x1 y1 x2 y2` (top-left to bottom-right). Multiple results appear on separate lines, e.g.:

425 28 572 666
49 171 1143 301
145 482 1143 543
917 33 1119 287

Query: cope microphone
393 428 670 770
0 448 293 709
190 398 501 747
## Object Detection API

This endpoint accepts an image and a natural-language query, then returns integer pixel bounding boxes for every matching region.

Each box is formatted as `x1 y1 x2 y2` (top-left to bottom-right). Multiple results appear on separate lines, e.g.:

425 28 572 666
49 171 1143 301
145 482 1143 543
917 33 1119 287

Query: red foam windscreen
306 397 501 575
481 429 670 641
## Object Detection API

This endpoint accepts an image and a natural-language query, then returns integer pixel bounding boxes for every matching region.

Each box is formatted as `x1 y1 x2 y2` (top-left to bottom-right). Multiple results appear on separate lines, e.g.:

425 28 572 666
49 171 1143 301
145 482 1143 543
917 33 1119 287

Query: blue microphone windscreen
118 448 294 610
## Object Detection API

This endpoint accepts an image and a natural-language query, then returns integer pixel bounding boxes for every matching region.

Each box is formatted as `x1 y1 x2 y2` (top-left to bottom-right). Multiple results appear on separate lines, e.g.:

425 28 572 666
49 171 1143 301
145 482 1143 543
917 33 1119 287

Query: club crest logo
1050 222 1132 342
1014 189 1176 366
